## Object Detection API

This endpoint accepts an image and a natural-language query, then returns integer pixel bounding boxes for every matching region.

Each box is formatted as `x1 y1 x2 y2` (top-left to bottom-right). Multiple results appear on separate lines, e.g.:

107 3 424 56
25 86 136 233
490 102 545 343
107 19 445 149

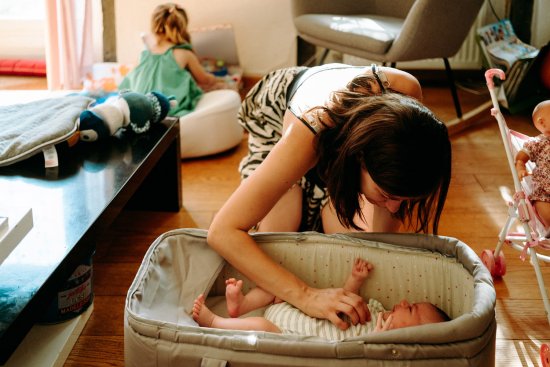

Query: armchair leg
318 49 330 65
443 58 462 118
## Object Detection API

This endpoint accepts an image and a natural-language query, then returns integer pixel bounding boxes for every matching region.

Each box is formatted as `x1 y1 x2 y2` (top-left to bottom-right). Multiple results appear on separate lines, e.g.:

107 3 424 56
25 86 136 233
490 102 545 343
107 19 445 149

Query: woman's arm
208 112 369 329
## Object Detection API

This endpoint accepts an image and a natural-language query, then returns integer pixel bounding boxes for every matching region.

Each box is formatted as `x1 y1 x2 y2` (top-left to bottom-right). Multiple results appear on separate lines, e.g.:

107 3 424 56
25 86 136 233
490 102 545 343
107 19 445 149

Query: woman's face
360 170 405 213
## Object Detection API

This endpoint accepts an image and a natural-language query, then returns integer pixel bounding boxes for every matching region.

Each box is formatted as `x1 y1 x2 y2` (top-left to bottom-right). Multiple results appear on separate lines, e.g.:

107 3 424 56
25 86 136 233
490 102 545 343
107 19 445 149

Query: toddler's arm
515 150 530 179
178 49 218 89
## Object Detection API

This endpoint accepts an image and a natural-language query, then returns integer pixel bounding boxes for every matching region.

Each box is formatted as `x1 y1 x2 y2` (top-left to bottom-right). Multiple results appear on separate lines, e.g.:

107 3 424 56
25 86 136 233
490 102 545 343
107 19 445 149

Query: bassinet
125 229 496 366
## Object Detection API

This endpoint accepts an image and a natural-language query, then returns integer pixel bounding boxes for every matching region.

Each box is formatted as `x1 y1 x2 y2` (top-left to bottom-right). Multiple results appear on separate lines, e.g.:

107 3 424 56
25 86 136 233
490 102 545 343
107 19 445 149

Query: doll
515 100 550 230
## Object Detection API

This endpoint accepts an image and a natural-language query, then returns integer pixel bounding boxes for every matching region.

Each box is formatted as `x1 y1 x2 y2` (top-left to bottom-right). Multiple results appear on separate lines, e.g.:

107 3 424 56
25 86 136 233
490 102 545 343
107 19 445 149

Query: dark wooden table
0 117 181 363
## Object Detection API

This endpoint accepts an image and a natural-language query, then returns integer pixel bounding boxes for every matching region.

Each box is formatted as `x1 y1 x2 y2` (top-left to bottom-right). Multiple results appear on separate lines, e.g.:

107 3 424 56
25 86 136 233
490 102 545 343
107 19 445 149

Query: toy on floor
78 90 174 142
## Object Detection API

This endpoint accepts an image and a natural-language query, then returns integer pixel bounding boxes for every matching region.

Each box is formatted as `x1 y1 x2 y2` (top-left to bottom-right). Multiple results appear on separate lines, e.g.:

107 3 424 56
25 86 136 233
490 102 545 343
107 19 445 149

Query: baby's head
532 100 550 136
382 299 450 330
151 2 191 45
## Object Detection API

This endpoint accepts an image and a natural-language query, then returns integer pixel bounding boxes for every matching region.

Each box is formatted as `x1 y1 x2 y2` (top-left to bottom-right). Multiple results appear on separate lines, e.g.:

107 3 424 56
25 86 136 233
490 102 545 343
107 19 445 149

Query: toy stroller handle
485 69 506 89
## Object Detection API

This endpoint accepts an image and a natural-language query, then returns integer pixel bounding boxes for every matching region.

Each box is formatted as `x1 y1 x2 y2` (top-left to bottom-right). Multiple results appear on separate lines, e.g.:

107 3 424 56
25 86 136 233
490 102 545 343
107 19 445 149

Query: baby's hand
352 258 373 280
373 312 393 333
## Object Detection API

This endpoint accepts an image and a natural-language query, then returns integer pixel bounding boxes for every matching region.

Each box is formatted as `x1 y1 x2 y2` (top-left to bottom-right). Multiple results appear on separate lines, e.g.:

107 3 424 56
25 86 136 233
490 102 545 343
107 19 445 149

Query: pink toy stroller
482 68 550 366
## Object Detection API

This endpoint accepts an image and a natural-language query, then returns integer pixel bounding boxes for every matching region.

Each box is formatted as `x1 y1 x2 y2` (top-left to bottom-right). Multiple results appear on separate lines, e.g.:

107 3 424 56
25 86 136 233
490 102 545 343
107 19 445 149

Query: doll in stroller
481 69 550 367
514 100 550 232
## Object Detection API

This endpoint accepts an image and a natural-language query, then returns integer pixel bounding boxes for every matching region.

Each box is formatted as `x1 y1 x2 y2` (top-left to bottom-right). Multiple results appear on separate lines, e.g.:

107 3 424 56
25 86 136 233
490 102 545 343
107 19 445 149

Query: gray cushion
294 14 404 55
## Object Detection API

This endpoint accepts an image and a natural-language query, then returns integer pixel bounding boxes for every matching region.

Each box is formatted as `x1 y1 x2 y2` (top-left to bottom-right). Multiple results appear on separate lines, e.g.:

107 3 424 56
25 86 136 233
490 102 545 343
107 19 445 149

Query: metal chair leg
444 58 462 118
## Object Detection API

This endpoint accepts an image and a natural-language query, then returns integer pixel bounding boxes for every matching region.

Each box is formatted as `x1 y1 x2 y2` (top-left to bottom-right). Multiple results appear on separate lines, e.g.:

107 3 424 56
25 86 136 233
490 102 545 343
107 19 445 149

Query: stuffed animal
78 90 173 142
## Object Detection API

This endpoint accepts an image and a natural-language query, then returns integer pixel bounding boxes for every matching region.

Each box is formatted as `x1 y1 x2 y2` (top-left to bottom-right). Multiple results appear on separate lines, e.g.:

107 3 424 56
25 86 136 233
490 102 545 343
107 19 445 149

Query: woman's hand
301 287 371 330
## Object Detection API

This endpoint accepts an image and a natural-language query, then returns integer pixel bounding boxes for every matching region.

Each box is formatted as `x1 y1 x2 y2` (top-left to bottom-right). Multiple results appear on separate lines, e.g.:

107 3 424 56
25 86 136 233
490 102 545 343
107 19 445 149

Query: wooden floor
1 75 548 366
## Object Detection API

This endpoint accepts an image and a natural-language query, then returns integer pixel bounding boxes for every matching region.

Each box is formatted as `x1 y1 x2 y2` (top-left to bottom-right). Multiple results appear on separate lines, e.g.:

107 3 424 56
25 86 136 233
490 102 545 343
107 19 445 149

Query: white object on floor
179 89 243 159
2 304 93 367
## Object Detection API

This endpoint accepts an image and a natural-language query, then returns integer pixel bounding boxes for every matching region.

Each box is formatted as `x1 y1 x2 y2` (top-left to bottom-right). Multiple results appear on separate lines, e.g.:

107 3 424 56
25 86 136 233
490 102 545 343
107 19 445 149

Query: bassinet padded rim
125 229 496 365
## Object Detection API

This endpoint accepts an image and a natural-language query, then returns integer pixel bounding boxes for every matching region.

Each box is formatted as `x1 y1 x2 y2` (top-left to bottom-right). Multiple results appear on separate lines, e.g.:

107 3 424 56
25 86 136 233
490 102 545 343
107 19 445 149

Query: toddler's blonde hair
151 3 191 45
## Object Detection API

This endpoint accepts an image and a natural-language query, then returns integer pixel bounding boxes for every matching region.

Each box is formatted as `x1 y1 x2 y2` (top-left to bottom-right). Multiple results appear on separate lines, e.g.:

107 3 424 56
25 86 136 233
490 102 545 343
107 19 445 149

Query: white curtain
44 0 93 90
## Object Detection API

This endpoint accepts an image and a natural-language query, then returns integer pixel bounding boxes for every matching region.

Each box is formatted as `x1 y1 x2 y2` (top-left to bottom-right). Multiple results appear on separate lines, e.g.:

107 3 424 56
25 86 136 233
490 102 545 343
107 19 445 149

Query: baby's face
382 299 443 330
532 101 550 136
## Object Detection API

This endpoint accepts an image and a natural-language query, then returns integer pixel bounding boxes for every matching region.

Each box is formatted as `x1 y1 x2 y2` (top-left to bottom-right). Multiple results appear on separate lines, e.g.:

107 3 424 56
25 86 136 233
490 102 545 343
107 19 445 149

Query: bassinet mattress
125 229 496 366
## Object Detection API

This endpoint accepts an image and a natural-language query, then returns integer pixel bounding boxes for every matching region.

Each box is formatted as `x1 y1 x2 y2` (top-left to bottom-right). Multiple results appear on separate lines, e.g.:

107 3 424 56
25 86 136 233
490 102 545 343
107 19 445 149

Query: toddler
193 258 450 340
119 2 218 116
515 100 550 230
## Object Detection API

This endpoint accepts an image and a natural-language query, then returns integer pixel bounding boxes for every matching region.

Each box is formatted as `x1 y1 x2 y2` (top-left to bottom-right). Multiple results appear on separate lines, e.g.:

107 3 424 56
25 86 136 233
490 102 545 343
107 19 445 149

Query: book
477 19 548 112
477 19 538 73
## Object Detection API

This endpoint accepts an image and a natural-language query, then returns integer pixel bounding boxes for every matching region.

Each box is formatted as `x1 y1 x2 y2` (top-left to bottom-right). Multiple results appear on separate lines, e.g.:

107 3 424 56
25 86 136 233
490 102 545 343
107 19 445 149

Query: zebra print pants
238 67 328 231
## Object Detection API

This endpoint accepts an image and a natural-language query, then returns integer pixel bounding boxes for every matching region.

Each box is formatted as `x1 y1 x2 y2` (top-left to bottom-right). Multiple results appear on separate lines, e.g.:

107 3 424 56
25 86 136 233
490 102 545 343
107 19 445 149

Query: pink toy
481 68 550 360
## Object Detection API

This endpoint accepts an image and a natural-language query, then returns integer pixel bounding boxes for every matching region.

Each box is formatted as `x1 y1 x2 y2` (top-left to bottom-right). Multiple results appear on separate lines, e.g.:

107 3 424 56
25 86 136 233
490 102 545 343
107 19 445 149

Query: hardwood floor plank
496 339 550 367
496 298 550 339
80 296 125 336
92 262 142 296
64 336 124 367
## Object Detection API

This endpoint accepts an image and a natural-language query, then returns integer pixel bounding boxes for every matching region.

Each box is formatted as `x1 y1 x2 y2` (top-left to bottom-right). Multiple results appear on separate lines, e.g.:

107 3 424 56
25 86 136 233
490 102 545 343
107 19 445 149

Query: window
0 1 45 59
0 0 45 19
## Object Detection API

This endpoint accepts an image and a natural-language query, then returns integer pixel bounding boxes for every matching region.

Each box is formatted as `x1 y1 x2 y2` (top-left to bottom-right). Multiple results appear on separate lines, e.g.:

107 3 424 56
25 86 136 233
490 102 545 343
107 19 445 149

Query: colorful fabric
522 134 550 203
119 44 203 117
237 66 329 231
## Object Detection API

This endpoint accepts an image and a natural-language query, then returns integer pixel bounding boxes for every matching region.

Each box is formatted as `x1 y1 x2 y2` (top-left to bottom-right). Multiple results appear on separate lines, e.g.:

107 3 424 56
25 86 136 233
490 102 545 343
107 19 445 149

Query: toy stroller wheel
481 250 496 276
541 343 550 367
494 251 507 276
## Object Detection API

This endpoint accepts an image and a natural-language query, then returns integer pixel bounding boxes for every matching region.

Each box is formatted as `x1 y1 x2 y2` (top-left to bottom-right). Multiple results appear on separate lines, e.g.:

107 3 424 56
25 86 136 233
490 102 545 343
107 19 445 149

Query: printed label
43 146 59 168
57 266 92 314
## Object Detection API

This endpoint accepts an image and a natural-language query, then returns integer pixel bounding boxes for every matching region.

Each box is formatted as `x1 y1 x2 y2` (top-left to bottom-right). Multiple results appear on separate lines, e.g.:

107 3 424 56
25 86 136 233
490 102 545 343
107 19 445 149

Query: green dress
119 44 203 117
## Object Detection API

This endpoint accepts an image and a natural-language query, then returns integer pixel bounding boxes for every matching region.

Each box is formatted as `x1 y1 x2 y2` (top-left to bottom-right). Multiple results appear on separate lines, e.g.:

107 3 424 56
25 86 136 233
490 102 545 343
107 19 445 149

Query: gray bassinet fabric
125 229 496 366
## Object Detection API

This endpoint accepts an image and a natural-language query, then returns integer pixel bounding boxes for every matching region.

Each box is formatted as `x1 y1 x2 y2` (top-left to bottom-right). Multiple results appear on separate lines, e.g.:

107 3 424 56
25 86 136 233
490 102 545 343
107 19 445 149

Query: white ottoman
179 89 243 159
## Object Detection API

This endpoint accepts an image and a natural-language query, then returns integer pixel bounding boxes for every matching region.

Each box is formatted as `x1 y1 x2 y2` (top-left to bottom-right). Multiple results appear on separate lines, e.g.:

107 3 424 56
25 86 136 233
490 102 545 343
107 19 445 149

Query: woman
207 63 452 330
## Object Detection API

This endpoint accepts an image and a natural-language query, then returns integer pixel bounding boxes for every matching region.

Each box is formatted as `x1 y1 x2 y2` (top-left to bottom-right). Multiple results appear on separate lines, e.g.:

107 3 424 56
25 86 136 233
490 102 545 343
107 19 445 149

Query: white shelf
1 304 93 367
0 207 33 266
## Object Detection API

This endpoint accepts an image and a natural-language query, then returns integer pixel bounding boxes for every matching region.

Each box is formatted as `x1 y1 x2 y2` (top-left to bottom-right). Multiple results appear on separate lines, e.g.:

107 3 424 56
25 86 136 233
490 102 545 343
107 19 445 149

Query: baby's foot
192 294 215 327
225 278 244 318
352 258 373 282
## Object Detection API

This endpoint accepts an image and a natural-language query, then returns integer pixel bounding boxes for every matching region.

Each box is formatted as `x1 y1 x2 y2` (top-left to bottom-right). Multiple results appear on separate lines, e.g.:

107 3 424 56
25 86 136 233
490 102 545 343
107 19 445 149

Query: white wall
115 0 297 76
531 0 550 48
0 20 45 59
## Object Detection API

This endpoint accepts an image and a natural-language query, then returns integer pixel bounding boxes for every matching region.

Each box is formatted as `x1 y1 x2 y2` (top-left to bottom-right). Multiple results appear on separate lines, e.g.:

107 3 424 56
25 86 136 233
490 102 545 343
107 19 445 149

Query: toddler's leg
193 294 281 333
226 278 277 317
344 258 373 294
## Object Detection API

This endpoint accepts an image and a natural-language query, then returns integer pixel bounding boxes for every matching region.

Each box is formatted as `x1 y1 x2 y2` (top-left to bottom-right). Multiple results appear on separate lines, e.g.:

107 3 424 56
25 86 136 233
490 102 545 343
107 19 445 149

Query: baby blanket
0 95 92 167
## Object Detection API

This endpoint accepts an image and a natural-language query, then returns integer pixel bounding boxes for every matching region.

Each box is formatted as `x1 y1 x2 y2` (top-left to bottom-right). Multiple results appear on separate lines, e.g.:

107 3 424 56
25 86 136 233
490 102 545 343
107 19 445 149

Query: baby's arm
343 258 373 294
515 150 530 179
